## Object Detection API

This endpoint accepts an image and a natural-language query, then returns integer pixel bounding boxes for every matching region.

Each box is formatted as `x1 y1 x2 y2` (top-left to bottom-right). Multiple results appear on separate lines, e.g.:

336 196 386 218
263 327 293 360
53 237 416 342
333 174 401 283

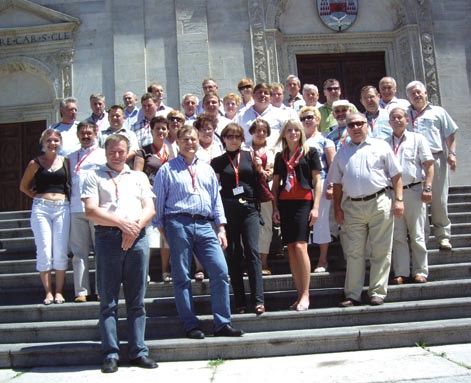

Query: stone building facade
0 0 469 208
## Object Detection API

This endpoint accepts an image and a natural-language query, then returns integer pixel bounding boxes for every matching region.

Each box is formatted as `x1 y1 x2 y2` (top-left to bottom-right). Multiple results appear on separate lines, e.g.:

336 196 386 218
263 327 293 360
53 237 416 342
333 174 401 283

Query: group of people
19 74 459 373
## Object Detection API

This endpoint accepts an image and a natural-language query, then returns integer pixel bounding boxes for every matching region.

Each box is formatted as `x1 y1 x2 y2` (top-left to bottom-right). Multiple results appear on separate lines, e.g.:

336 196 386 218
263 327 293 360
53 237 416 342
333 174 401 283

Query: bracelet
448 150 456 156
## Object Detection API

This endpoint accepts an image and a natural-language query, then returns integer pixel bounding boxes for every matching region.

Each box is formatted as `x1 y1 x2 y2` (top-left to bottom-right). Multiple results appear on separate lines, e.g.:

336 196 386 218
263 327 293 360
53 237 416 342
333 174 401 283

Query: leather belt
403 181 421 189
170 213 214 221
349 188 386 202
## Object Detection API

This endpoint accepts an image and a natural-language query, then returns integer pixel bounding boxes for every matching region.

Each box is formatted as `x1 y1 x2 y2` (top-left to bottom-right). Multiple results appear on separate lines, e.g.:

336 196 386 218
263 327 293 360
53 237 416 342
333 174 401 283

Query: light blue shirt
152 154 227 228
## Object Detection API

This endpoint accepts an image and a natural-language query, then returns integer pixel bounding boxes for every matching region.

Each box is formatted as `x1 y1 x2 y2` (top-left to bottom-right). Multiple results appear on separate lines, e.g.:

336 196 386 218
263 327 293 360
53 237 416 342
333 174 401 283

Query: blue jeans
94 226 149 361
223 198 264 309
165 215 232 333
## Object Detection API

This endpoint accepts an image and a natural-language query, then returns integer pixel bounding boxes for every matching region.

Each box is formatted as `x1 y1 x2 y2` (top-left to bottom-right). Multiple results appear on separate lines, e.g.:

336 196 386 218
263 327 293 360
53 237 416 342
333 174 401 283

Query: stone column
175 0 210 97
414 0 441 105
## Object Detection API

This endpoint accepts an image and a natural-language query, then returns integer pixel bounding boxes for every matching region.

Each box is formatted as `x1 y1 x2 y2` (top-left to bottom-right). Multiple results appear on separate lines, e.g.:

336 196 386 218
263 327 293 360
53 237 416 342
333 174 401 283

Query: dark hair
76 120 98 133
194 113 218 131
150 116 168 129
249 119 271 136
220 122 245 142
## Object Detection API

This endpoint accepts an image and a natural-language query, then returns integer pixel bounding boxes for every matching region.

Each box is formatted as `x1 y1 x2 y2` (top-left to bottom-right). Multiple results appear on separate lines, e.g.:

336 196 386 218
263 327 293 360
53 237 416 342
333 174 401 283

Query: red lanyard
409 107 426 128
186 162 197 191
226 151 241 186
152 143 168 163
106 171 126 201
75 146 97 173
391 134 405 156
283 145 303 177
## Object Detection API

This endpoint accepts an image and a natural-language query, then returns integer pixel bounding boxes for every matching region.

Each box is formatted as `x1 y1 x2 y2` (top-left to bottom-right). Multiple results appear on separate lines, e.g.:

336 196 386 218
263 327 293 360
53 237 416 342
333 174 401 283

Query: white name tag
232 186 244 195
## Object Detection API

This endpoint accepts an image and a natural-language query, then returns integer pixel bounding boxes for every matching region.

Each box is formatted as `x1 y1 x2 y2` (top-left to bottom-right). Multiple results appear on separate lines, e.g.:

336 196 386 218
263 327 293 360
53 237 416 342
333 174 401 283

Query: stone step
0 227 32 239
0 236 34 251
1 296 471 344
1 316 470 368
448 202 471 213
448 212 471 224
1 277 471 322
2 246 470 275
447 193 471 203
0 211 31 221
0 218 30 230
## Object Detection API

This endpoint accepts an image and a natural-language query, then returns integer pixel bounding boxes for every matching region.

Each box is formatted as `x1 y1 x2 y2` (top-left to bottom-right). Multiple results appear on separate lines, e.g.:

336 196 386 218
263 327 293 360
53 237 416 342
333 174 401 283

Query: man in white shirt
386 107 434 284
68 121 106 302
330 112 404 307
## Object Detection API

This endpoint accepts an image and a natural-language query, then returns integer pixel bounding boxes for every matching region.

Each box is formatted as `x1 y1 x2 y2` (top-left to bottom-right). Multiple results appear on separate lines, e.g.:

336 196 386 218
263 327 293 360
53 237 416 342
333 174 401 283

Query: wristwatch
395 196 404 202
424 185 432 192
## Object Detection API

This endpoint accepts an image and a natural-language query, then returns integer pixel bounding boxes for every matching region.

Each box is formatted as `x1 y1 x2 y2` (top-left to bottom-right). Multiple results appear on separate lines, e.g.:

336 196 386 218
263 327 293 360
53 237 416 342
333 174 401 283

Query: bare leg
161 247 171 273
314 243 329 271
54 269 66 302
40 271 54 302
288 241 311 310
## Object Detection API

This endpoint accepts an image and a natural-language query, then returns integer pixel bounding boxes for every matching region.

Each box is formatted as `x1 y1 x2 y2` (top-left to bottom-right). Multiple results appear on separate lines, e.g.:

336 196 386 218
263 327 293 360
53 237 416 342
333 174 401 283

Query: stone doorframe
247 0 440 104
0 0 80 125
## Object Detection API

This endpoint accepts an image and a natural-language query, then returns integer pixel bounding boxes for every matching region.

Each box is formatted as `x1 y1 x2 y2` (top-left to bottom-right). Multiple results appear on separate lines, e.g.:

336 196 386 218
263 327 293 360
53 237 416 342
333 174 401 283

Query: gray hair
406 80 426 93
59 97 78 110
302 84 319 94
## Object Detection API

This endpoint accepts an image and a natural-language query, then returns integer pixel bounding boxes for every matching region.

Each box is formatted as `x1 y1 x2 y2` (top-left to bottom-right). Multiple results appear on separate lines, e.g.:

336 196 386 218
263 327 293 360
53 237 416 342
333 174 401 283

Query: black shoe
101 358 119 373
129 356 158 369
214 324 244 337
186 327 205 339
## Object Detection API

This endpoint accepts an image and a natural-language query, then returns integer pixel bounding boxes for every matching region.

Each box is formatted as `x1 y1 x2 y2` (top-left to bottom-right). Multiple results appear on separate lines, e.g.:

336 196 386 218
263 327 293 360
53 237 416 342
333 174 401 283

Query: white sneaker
439 238 452 250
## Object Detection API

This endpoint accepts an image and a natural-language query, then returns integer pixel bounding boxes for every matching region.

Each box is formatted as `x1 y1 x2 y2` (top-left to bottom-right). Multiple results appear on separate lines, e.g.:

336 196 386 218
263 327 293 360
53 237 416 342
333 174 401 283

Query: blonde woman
272 119 322 311
20 129 70 305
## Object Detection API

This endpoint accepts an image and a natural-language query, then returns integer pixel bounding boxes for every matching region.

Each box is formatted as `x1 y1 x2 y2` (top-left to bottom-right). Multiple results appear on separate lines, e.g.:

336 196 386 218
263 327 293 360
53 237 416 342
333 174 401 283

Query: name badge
232 186 244 196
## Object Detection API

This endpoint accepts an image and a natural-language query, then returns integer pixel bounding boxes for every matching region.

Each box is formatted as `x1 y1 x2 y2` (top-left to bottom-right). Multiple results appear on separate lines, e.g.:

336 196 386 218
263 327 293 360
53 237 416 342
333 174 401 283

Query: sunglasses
300 115 315 122
325 87 340 92
238 85 252 91
225 135 242 140
168 116 184 123
347 121 366 128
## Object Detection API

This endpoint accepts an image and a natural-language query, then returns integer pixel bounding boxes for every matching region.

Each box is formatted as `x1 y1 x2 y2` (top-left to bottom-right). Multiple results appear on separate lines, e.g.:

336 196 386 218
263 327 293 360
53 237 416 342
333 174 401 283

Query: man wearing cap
326 100 352 150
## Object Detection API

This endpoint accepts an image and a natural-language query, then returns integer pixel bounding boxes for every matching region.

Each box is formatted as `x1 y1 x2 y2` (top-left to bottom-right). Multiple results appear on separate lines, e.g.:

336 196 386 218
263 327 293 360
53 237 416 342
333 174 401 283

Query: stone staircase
0 186 470 368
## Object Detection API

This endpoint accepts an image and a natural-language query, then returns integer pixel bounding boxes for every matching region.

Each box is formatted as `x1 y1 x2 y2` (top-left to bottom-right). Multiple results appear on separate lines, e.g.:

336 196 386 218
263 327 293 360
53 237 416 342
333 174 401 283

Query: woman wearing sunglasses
211 123 266 315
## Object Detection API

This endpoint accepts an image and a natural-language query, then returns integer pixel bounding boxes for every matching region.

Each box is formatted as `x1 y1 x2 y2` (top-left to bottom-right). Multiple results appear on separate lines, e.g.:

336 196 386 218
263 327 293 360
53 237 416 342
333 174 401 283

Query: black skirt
278 199 313 245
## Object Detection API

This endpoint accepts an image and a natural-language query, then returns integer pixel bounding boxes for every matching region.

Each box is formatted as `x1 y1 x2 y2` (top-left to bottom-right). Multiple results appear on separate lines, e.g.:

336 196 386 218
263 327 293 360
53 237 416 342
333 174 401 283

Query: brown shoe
74 295 87 303
370 296 384 306
414 275 427 283
339 298 360 307
392 276 407 285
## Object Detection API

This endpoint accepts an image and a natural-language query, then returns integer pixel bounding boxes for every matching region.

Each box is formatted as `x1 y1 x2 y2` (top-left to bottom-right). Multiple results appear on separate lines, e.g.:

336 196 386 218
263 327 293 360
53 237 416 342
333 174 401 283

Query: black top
211 150 257 200
136 144 172 185
33 157 68 195
274 147 322 190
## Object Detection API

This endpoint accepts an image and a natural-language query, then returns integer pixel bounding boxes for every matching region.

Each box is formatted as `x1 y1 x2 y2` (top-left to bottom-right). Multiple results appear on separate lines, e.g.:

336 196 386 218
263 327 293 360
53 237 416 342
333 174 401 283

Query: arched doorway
0 63 56 211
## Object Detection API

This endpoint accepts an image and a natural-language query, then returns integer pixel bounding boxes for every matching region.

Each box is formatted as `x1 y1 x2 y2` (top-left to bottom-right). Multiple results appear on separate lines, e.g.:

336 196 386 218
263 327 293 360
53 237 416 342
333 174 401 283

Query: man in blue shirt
153 125 244 340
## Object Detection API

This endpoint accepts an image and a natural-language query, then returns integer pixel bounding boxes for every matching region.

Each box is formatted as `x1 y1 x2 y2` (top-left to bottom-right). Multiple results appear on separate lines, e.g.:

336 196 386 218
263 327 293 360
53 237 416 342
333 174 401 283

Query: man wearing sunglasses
329 112 403 308
319 79 358 133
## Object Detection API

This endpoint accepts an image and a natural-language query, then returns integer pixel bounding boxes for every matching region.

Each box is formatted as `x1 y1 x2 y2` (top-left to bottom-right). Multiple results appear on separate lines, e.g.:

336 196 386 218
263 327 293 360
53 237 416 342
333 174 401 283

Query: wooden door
296 52 386 111
0 121 46 211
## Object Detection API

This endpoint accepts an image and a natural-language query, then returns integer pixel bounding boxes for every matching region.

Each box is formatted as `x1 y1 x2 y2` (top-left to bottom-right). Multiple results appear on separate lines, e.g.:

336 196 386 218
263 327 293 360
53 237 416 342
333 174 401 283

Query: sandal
54 294 65 304
43 298 53 306
162 272 172 283
255 305 266 315
194 270 205 281
236 307 246 314
313 264 328 273
262 269 272 275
